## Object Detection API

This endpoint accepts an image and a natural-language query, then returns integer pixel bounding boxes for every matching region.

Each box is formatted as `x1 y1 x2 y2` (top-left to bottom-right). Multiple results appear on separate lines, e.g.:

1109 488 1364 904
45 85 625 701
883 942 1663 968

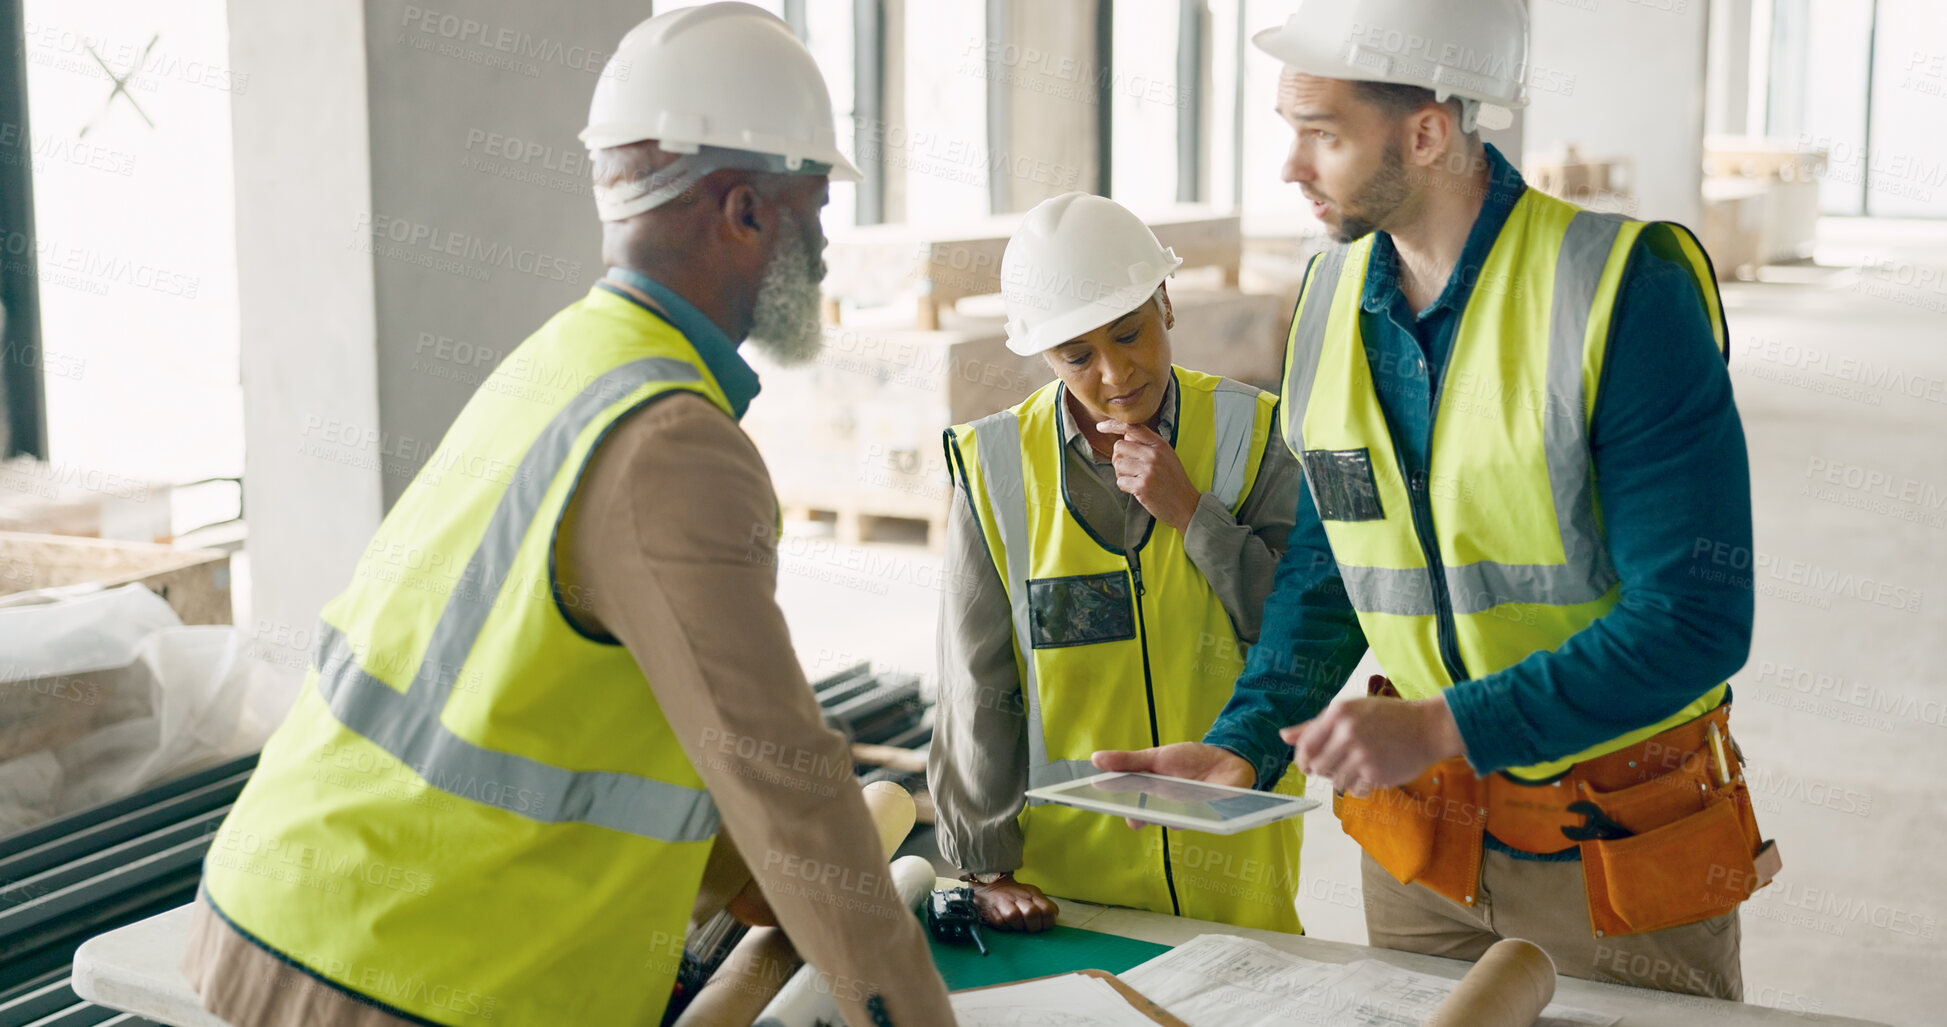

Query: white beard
745 211 825 367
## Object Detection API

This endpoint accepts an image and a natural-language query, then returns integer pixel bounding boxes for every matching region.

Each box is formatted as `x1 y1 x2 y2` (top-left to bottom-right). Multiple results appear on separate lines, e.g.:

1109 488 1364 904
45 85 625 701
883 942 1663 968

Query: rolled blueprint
1424 938 1557 1027
673 781 919 1026
753 855 939 1027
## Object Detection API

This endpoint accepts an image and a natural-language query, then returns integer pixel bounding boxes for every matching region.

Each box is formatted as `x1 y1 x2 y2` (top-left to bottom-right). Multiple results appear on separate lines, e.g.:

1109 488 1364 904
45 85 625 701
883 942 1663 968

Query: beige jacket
184 389 954 1025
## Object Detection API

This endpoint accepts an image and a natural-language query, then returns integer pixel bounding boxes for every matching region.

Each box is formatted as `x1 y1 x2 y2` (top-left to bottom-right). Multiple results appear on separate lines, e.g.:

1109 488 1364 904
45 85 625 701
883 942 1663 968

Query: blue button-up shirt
1204 145 1755 858
602 266 762 421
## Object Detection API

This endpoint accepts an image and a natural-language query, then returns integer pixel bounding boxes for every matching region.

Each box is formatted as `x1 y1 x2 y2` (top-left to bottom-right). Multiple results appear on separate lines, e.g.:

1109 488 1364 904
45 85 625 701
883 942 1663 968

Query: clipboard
957 969 1189 1026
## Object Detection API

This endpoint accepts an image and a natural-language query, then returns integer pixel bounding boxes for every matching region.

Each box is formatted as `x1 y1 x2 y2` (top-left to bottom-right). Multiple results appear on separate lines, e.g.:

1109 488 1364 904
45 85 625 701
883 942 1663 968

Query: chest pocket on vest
1302 448 1385 522
1027 571 1137 649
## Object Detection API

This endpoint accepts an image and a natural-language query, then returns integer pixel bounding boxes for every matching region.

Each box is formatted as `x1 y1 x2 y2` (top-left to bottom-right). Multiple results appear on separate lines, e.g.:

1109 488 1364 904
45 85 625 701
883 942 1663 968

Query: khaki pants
1360 850 1743 1000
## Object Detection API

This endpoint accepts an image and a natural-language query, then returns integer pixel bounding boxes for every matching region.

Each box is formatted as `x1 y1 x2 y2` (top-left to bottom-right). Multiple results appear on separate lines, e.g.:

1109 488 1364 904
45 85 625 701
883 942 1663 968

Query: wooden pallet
785 505 947 550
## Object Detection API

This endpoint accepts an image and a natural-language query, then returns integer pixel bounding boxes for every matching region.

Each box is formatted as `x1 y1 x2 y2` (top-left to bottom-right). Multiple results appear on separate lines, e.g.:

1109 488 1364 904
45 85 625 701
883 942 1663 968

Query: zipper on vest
1414 332 1472 688
1127 548 1181 916
1401 460 1470 686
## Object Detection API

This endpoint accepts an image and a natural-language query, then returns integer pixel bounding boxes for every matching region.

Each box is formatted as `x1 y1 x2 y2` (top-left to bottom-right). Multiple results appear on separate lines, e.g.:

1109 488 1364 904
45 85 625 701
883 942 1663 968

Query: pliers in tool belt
1560 800 1633 842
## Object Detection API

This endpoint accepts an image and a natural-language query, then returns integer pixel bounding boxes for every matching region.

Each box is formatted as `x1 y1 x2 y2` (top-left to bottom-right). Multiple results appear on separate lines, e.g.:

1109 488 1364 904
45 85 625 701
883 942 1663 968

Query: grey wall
230 0 645 639
997 0 1100 214
361 1 633 502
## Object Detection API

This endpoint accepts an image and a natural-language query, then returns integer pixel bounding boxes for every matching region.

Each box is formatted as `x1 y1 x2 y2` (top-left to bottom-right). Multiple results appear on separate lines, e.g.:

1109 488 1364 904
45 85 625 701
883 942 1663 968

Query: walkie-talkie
926 887 988 956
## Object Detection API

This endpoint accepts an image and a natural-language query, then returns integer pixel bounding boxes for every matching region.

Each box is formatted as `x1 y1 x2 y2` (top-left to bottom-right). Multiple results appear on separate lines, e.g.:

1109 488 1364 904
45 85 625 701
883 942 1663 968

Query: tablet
1022 772 1320 835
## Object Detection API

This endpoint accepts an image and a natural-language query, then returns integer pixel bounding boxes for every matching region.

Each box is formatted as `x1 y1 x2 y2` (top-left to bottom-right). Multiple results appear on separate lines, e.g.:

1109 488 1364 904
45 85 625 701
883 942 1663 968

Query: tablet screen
1046 773 1295 823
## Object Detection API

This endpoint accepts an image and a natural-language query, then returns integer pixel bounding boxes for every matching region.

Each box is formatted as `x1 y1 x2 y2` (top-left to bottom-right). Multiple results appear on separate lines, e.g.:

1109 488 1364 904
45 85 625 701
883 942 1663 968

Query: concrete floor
770 217 1947 1027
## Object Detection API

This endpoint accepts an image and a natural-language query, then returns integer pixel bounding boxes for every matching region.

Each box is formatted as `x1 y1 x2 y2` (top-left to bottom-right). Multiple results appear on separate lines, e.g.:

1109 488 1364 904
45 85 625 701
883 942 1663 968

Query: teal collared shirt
599 266 762 421
1205 145 1754 862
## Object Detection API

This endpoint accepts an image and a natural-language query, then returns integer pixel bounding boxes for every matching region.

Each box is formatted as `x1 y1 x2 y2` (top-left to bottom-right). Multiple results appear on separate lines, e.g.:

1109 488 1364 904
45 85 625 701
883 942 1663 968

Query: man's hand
1091 743 1256 828
971 876 1060 932
1097 420 1200 532
1092 742 1256 787
725 879 777 926
1280 695 1466 797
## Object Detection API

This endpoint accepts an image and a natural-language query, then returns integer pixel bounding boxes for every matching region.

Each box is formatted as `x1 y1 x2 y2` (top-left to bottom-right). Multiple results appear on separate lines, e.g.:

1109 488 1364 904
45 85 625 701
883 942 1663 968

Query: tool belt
1334 677 1783 938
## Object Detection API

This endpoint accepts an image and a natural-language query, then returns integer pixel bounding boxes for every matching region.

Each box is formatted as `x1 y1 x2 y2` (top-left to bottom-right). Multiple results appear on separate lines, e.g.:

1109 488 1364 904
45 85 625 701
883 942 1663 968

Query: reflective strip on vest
1208 380 1262 511
1282 245 1347 458
971 379 1263 801
311 355 721 843
1285 211 1628 616
967 410 1100 800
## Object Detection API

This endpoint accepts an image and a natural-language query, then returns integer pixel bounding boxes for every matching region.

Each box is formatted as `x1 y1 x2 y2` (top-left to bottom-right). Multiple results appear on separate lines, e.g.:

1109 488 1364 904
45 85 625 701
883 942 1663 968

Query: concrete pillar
1708 0 1757 137
1527 0 1710 227
994 0 1100 213
228 1 640 638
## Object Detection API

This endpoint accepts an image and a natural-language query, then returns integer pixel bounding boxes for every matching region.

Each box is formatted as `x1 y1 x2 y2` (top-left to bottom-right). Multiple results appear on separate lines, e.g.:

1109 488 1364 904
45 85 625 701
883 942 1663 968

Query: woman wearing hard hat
928 193 1308 933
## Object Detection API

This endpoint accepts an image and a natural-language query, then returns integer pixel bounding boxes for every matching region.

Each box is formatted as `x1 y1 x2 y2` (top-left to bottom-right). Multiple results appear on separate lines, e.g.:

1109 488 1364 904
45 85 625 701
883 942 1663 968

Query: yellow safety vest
946 368 1306 932
202 284 732 1025
1282 188 1731 780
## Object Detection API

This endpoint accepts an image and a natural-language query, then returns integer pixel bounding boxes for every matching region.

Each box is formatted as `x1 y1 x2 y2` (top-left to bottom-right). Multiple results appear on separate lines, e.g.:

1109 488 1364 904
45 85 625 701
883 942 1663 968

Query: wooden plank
0 532 232 626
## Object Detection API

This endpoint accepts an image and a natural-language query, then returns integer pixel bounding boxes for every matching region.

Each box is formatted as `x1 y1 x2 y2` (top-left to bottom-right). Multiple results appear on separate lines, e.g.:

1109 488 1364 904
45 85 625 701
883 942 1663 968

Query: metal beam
985 0 1013 214
1860 0 1878 214
1231 0 1247 210
0 0 48 458
854 0 886 225
1176 0 1204 203
1096 0 1115 197
0 772 251 881
0 754 255 994
0 756 256 862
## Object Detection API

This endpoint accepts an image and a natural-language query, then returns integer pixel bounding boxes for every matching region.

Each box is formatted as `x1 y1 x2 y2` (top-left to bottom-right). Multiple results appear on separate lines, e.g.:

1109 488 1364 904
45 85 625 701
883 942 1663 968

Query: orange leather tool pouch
1335 757 1486 908
1336 686 1781 931
1576 712 1781 937
1580 790 1769 937
1333 675 1487 907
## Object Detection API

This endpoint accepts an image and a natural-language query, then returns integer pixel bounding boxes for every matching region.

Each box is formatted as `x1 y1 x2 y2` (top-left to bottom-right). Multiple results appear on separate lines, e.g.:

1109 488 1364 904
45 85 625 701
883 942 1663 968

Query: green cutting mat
928 925 1172 991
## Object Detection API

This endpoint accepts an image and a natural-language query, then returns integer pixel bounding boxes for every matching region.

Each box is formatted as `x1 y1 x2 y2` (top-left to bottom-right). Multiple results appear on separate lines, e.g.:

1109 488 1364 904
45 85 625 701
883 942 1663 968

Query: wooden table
959 880 1890 1027
72 895 1892 1026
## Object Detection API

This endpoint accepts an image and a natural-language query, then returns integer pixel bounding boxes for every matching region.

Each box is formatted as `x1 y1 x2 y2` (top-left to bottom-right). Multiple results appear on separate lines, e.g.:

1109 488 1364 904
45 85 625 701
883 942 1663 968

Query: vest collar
599 267 761 420
1361 142 1529 320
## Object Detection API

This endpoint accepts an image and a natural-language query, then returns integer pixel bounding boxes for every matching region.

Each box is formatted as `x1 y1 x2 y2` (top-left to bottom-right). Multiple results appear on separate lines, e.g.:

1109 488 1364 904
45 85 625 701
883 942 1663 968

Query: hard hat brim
1251 25 1359 82
1003 264 1179 357
827 152 864 183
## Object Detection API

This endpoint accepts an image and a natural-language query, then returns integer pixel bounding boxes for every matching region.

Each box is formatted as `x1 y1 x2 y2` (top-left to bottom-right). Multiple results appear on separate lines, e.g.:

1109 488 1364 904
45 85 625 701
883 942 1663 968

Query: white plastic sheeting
0 584 296 835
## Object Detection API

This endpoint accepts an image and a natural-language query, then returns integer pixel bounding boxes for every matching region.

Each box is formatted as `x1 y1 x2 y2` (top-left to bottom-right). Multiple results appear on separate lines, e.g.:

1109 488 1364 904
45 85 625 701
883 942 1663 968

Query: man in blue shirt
1095 3 1768 1000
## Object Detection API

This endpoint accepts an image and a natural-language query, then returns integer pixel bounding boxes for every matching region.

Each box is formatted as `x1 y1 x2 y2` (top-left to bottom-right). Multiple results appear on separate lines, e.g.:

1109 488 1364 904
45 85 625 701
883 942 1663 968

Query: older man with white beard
180 6 956 1026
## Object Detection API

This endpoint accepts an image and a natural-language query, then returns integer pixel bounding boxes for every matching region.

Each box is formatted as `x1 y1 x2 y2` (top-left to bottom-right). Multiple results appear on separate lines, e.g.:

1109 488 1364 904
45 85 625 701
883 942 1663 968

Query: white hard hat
581 2 861 220
1000 193 1183 357
1253 0 1529 131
